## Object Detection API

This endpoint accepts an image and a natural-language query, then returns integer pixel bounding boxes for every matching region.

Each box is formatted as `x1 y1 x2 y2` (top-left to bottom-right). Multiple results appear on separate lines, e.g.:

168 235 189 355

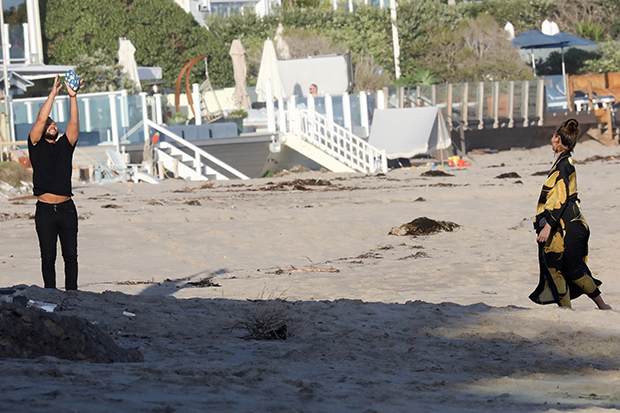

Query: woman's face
551 134 562 153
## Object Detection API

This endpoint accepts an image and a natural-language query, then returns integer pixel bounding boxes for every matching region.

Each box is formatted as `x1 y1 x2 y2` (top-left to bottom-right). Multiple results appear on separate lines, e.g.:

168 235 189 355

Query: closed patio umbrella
229 39 251 110
118 37 141 91
255 39 286 102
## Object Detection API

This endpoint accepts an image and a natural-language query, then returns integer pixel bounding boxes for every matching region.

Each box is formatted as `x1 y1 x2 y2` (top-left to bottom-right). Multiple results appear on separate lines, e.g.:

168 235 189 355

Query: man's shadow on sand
138 268 228 297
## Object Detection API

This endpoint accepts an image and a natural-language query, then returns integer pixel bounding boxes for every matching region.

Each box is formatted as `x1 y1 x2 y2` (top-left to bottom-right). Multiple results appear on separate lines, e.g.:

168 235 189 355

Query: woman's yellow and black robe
530 152 602 307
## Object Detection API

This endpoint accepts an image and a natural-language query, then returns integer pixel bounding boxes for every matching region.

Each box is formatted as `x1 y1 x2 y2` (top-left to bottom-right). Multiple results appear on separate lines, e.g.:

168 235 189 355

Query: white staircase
149 120 249 181
156 142 221 180
277 108 387 174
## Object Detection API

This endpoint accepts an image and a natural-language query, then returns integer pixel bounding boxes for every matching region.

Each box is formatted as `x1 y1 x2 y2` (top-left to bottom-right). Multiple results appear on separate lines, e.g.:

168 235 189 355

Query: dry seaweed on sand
274 165 314 177
389 217 460 236
116 278 159 286
531 170 549 176
578 155 617 164
356 252 383 259
398 251 429 260
187 278 220 287
260 179 333 191
268 266 340 274
0 212 34 221
495 172 521 179
173 186 196 193
420 170 454 177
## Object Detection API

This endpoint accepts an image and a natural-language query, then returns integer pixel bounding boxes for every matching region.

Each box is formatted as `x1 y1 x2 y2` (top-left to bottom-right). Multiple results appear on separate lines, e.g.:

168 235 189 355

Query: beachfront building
173 0 281 21
173 0 391 22
0 0 46 94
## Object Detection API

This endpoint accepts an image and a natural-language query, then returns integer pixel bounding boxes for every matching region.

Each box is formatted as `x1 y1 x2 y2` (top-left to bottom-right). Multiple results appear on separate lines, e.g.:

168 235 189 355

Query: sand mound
0 161 32 187
0 303 143 363
388 217 460 236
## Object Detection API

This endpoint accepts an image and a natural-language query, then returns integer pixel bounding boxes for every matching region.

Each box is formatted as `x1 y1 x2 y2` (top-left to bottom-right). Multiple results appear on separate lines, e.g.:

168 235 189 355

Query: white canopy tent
368 107 452 159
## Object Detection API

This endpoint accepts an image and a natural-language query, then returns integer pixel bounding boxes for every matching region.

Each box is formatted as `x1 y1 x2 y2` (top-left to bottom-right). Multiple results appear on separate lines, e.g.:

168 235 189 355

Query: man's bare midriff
38 193 71 204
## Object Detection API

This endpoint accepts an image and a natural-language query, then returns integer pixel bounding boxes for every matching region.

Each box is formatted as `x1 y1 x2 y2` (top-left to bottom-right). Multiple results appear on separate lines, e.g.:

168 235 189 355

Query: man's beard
44 132 58 141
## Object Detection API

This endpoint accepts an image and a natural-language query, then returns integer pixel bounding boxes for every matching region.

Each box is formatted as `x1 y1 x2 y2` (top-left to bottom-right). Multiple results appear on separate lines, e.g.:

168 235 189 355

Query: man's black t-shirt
28 134 75 197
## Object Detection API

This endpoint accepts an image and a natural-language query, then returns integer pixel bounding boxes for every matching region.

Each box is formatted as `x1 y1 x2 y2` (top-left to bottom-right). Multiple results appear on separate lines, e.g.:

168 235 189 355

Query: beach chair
104 149 162 184
94 154 125 183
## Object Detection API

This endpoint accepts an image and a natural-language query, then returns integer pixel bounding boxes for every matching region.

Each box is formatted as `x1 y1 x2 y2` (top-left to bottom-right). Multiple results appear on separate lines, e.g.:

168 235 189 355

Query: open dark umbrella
513 30 597 93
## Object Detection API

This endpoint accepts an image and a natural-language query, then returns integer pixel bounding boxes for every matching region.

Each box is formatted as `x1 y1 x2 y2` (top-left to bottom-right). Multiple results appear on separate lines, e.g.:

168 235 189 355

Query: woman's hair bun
556 118 579 152
564 118 579 134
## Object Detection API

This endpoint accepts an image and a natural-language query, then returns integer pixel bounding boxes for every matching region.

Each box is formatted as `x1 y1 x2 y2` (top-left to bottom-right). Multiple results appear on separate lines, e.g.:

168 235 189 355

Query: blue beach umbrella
513 30 597 93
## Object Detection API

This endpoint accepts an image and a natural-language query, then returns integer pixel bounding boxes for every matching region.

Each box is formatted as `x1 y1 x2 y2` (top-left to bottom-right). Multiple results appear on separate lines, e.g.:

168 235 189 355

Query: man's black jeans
35 199 78 290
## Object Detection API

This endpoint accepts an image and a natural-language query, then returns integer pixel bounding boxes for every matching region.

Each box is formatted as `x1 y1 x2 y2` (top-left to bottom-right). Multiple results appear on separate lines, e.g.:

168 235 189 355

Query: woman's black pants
35 199 78 290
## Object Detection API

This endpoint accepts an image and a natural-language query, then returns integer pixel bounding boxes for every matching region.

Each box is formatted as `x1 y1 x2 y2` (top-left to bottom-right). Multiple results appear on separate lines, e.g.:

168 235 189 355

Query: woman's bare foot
593 295 612 310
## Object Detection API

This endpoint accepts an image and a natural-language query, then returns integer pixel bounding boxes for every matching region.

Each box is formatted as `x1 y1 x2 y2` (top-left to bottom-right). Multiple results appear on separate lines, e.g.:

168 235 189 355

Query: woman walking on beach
529 118 611 310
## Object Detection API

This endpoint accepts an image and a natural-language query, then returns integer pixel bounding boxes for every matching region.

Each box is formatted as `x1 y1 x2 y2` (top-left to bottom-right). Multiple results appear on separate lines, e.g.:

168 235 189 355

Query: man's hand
537 223 552 243
51 75 63 96
64 76 83 98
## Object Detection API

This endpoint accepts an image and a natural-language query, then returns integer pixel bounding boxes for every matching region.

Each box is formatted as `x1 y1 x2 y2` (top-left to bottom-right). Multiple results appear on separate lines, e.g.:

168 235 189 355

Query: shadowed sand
1 140 620 412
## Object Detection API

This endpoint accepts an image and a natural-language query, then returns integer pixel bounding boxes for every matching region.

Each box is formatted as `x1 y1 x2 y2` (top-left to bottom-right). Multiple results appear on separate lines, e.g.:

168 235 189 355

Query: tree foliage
3 3 27 25
42 0 222 89
73 49 124 93
464 0 556 31
43 0 128 64
582 41 620 73
39 0 620 93
536 48 602 76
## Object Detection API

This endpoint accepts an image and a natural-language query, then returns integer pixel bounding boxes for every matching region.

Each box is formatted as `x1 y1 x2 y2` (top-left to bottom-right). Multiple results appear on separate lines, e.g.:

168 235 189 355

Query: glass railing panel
331 95 344 127
349 93 361 127
545 74 568 112
313 97 327 115
528 81 540 121
434 83 448 120
466 82 479 123
418 85 433 106
367 92 377 123
8 25 25 60
387 86 398 108
513 80 525 121
451 83 464 122
482 82 492 123
497 81 511 121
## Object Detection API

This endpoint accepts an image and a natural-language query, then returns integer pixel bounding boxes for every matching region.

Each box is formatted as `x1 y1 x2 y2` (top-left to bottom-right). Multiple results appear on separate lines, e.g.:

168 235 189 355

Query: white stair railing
149 120 249 180
284 109 387 174
157 142 223 181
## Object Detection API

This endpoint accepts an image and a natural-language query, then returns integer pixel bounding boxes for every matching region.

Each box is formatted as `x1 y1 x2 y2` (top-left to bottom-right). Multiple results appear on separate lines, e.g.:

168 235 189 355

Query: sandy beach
2 139 620 412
